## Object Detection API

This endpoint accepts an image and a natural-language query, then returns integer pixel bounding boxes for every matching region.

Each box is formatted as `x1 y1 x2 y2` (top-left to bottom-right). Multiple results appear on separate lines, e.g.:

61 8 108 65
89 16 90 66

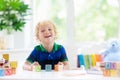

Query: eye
41 30 45 32
48 28 52 31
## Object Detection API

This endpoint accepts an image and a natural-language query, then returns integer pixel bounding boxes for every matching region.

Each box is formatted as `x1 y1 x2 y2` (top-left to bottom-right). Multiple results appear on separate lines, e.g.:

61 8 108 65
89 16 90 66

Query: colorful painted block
116 69 120 77
4 68 12 76
11 68 16 74
103 70 110 76
33 65 41 72
110 70 117 77
84 55 90 69
54 64 63 71
3 54 9 61
116 62 120 70
110 62 116 70
105 62 111 70
10 61 18 68
45 64 52 71
95 54 102 62
77 55 80 67
91 54 96 67
0 68 5 76
77 54 85 67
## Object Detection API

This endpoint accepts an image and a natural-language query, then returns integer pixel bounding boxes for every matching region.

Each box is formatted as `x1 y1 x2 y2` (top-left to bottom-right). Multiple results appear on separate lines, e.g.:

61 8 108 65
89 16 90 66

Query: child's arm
23 61 40 71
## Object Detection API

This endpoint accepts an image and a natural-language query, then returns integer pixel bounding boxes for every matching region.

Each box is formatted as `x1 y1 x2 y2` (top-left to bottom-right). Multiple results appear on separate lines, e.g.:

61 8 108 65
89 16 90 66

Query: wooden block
103 70 110 76
110 70 117 77
77 54 85 67
4 68 12 76
0 68 5 76
10 61 18 68
84 55 90 69
116 62 120 70
105 62 111 70
3 54 9 61
45 64 52 71
54 64 63 71
110 62 116 70
116 69 120 77
11 68 16 74
95 54 102 62
33 65 41 72
91 54 96 67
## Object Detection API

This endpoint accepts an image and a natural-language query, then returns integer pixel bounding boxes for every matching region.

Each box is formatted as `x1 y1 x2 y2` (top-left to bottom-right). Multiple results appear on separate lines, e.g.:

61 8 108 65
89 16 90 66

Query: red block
5 68 12 76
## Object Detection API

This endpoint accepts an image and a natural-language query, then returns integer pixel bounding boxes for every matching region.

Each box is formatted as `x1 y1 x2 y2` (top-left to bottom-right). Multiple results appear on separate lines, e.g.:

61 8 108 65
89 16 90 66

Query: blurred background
0 0 120 69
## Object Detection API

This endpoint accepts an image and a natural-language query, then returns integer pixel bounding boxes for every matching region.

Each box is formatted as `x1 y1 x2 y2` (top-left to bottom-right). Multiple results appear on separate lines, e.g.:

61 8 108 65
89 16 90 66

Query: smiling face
36 21 57 45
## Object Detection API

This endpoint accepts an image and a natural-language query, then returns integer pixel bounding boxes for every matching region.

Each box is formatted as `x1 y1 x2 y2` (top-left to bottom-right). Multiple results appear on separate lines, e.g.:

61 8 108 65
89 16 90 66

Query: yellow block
91 54 96 67
116 69 120 77
3 54 9 61
10 61 18 68
110 70 117 77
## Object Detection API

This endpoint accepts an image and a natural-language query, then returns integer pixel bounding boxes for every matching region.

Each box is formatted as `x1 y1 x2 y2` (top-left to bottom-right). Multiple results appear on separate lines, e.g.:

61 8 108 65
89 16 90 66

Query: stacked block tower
0 53 18 76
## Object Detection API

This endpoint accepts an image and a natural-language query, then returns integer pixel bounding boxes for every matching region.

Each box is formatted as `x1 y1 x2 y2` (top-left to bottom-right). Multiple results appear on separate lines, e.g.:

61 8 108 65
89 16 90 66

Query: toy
32 65 41 72
101 39 120 62
0 54 18 76
45 64 52 71
54 64 63 71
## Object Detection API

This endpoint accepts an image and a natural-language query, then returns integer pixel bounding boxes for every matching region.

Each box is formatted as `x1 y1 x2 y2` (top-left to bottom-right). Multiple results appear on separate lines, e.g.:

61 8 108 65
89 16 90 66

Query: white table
0 68 120 80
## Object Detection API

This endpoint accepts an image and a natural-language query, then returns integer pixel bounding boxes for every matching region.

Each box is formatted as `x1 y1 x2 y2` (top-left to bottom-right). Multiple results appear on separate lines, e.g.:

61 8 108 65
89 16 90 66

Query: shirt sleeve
60 46 68 62
26 48 38 63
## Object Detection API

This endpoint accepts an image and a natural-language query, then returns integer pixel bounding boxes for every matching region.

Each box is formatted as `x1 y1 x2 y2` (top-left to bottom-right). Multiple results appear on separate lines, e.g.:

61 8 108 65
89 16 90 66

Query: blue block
0 68 5 76
45 64 52 71
78 54 85 67
105 62 111 69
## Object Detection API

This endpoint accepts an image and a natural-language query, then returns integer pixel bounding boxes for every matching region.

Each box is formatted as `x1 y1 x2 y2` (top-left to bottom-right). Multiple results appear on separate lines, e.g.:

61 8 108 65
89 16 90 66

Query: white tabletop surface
0 68 120 80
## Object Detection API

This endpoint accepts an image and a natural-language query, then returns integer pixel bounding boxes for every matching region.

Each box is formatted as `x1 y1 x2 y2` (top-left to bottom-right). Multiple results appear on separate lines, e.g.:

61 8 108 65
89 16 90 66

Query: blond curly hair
35 20 58 41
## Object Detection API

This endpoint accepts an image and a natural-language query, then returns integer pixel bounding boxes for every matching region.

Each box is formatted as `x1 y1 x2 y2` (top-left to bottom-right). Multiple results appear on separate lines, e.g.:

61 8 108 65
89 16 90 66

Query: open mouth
44 35 52 38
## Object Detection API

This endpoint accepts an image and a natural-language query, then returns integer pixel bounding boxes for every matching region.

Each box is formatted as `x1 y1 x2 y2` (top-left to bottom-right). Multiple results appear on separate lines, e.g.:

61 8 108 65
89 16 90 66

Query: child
23 20 69 71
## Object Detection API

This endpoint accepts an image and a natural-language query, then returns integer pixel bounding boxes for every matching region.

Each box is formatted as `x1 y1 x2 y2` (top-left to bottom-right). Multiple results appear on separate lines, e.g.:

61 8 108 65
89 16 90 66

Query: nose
45 30 50 34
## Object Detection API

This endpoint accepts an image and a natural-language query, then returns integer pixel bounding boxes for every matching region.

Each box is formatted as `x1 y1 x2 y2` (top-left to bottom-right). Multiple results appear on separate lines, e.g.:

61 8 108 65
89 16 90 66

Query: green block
34 65 41 72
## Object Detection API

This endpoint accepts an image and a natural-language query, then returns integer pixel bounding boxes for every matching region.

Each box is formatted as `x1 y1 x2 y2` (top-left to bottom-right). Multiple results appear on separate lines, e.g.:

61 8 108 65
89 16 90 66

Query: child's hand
32 62 40 69
57 62 64 65
23 61 40 71
32 62 39 66
23 63 33 71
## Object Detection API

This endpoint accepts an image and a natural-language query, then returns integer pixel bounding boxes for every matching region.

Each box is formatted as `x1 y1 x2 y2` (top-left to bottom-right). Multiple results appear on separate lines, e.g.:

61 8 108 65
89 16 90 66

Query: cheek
38 34 42 40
